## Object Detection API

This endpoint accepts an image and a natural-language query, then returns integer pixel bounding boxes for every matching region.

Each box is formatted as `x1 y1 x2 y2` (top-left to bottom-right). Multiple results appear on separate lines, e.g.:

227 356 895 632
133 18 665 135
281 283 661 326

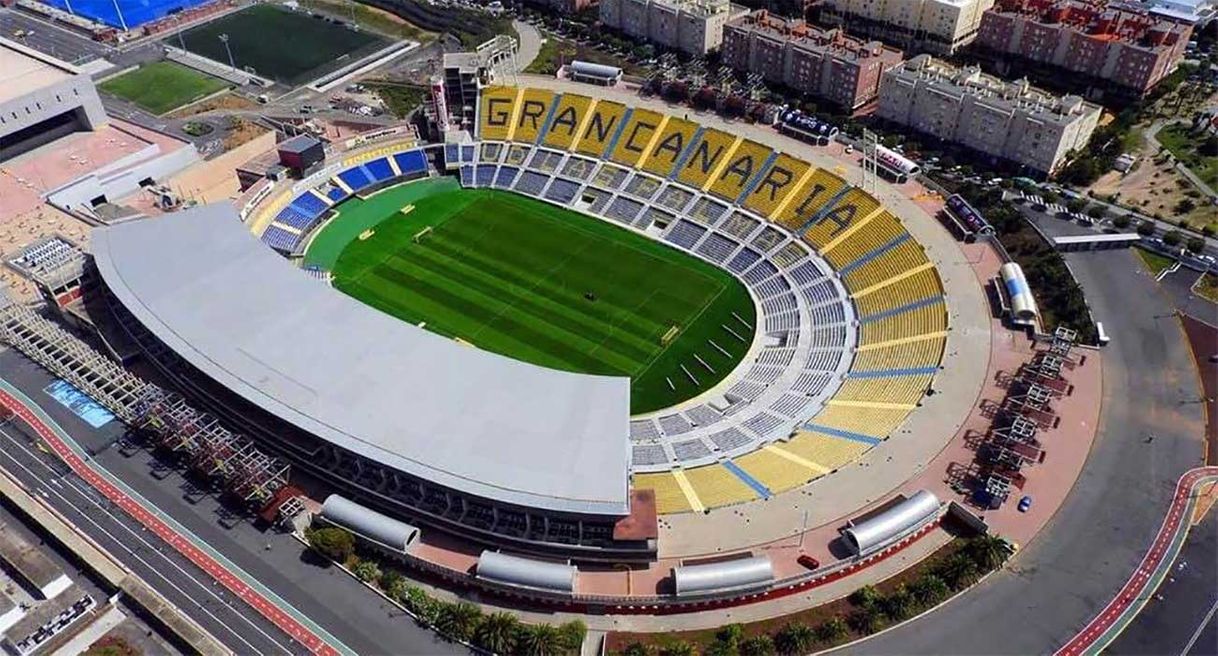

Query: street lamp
218 33 235 72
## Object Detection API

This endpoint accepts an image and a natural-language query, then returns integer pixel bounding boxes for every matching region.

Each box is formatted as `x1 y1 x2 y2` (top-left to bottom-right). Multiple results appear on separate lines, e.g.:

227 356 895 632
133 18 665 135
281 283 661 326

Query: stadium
79 82 955 575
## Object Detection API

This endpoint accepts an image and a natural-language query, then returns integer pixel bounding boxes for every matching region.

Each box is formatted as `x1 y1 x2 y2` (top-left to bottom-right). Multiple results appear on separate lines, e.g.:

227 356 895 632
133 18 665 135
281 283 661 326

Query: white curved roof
91 204 631 516
322 494 419 551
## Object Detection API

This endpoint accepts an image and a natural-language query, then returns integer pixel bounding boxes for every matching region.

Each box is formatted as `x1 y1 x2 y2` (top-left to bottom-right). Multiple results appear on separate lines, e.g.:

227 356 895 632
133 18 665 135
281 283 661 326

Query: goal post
660 324 680 346
412 226 433 243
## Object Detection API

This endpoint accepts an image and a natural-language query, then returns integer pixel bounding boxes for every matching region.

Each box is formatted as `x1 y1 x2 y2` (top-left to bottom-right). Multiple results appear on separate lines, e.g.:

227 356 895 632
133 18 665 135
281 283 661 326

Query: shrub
622 642 653 656
882 586 915 621
909 574 950 607
717 624 746 648
658 641 696 656
1203 225 1215 237
849 585 882 610
304 526 355 563
815 617 848 643
433 601 481 642
1176 199 1197 214
474 612 520 653
1187 237 1205 253
848 607 885 634
352 560 381 583
557 620 587 652
740 635 776 656
773 623 815 655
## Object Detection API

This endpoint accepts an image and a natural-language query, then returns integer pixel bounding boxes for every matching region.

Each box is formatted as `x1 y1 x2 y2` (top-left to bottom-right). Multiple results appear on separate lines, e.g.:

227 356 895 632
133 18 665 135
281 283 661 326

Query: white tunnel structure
476 551 577 593
672 555 774 596
321 494 420 552
999 262 1039 323
842 490 941 556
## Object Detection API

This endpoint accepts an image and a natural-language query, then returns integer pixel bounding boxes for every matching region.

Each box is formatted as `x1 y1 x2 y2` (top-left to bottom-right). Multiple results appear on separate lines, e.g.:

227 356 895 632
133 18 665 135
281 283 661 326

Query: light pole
218 33 235 72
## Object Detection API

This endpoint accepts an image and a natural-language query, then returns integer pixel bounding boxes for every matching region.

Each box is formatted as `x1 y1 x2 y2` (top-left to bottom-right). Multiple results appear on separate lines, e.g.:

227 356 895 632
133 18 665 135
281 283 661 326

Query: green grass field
175 5 387 85
306 179 756 414
99 61 229 115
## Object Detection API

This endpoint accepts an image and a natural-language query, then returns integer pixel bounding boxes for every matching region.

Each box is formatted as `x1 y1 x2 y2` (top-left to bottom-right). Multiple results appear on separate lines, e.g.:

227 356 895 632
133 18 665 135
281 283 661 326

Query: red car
797 555 820 570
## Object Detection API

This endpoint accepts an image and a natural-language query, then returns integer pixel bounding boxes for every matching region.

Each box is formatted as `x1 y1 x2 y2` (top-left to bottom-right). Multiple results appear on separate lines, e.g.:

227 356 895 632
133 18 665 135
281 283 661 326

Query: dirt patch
223 117 270 150
167 92 258 119
1088 154 1213 229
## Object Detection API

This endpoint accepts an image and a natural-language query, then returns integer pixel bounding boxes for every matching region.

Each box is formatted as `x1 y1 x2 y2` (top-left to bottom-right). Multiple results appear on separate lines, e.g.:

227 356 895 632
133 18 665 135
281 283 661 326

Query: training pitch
175 5 388 85
306 178 757 414
99 61 229 114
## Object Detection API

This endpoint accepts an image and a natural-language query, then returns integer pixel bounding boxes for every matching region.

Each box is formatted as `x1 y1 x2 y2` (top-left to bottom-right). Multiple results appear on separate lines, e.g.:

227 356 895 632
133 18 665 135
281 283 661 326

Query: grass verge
1194 273 1218 303
1135 247 1176 276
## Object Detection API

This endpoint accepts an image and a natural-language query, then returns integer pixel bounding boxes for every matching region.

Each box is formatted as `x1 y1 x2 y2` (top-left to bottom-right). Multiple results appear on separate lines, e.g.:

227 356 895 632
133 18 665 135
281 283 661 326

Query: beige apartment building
815 0 996 53
599 0 748 55
877 54 1101 174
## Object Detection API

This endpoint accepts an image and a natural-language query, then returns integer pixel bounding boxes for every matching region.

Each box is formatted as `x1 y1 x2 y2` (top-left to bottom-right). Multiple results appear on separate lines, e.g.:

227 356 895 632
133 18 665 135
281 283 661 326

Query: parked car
797 554 820 570
1017 495 1033 512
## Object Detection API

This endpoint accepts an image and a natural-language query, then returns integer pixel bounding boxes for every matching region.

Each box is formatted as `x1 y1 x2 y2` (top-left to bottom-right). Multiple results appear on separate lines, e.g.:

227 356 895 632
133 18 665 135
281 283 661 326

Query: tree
815 618 848 643
849 585 882 611
882 586 915 622
1200 136 1218 158
517 623 565 656
717 624 746 649
848 607 885 634
1164 230 1184 247
967 535 1014 571
474 612 519 654
1066 197 1088 213
304 526 355 563
352 560 381 583
773 623 815 655
909 574 950 607
1137 221 1156 236
1112 215 1132 229
1176 198 1198 214
740 635 776 656
379 568 403 592
1086 204 1108 219
557 620 587 652
434 601 482 642
939 553 980 589
1187 237 1206 254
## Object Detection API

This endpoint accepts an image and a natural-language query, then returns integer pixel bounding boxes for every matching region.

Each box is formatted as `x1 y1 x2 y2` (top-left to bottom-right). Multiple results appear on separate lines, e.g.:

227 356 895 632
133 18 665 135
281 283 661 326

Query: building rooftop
91 204 632 516
990 0 1191 46
729 10 900 61
0 38 76 103
0 522 65 592
894 54 1099 121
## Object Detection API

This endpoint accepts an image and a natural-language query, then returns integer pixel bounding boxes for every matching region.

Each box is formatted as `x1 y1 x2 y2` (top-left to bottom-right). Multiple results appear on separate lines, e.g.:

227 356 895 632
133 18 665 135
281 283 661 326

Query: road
844 247 1207 654
1057 468 1218 655
0 382 349 656
0 351 465 656
0 8 112 65
0 417 300 655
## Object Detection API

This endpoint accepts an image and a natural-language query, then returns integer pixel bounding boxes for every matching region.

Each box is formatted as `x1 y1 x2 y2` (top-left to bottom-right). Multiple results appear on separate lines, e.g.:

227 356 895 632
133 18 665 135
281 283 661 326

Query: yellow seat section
841 241 931 294
782 433 869 471
683 464 759 508
860 300 948 345
854 268 944 317
676 128 736 190
734 449 819 494
773 168 847 232
708 139 773 202
817 188 882 246
805 404 912 438
633 472 693 514
478 86 519 141
541 93 594 150
641 116 699 177
835 375 935 407
510 88 556 143
853 335 946 371
742 154 810 219
608 108 664 168
823 210 911 266
574 100 629 158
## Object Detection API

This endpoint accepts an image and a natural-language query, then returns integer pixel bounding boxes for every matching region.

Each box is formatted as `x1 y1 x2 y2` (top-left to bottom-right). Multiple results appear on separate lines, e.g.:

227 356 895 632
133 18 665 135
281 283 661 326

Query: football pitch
175 5 388 85
99 61 229 115
306 179 757 414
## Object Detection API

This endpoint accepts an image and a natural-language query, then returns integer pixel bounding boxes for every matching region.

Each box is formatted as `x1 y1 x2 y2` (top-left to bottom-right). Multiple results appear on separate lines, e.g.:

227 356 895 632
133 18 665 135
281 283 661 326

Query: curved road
1058 467 1218 655
843 248 1208 654
0 384 351 656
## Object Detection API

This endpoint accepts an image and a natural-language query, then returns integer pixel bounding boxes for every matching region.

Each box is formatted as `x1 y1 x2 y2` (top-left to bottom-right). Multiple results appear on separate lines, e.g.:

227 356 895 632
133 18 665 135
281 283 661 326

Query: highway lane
0 419 300 655
844 247 1208 654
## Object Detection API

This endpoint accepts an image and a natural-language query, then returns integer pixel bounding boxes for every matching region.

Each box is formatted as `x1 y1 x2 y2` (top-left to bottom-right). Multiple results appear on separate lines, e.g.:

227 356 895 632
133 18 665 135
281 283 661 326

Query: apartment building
721 10 904 111
814 0 997 54
976 0 1192 96
877 54 1102 174
599 0 749 55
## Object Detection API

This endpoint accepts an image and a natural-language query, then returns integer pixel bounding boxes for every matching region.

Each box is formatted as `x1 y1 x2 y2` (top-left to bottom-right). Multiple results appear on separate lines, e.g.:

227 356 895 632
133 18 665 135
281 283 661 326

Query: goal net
412 226 433 243
660 324 680 346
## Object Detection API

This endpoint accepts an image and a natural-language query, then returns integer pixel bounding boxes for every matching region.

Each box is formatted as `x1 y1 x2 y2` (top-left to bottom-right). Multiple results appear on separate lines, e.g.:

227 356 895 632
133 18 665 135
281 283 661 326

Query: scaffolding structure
0 289 288 507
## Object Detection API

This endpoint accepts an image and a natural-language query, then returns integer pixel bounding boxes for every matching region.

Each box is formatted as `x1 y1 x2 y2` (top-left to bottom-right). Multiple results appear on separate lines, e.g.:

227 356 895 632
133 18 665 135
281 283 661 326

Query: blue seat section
327 187 348 203
802 424 883 446
274 206 319 231
476 165 496 187
543 178 580 204
394 150 427 176
444 144 459 165
364 158 394 182
460 166 475 187
337 166 372 191
461 145 476 162
261 226 301 253
493 167 519 189
723 460 772 498
289 192 328 218
664 220 706 250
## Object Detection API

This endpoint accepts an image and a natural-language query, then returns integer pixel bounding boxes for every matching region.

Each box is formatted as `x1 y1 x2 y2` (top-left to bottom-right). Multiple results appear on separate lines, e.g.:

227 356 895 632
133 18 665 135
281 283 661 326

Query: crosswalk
1018 191 1069 216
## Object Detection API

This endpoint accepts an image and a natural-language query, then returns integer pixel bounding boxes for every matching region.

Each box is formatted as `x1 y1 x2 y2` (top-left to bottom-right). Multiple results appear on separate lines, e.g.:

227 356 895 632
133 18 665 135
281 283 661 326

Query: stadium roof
0 38 76 102
91 204 631 516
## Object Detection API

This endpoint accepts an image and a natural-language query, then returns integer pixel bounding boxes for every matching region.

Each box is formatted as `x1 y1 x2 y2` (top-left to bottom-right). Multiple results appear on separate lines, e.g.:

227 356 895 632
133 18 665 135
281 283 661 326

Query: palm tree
658 641 696 656
848 607 885 635
434 601 482 642
968 534 1013 571
909 574 950 607
773 623 814 655
939 553 980 589
882 586 914 622
741 635 776 656
474 612 519 654
517 623 565 656
815 618 848 644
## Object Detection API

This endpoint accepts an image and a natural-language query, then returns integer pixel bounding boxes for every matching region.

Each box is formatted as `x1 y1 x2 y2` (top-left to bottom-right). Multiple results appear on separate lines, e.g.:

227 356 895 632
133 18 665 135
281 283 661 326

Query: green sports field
175 5 388 85
99 61 229 115
306 178 757 414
